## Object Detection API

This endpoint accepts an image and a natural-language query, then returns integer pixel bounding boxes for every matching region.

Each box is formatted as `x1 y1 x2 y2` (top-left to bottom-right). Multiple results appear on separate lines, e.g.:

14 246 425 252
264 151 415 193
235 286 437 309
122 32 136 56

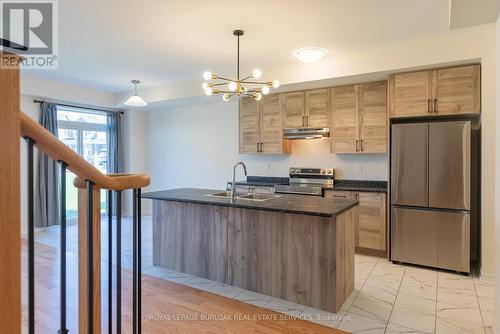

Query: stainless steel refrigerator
391 120 479 273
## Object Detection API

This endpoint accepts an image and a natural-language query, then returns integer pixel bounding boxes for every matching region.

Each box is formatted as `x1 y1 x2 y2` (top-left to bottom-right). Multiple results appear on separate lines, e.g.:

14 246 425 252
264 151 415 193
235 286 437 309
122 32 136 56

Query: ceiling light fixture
124 80 148 107
295 47 328 63
202 30 280 102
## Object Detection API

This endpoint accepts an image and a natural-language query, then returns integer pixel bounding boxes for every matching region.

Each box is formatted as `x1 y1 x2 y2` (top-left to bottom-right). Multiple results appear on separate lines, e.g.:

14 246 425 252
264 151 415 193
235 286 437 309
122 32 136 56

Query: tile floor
34 216 495 334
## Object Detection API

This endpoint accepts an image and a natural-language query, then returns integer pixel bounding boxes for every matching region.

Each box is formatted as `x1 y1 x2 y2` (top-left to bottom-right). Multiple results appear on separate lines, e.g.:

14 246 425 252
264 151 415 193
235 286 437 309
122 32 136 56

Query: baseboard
355 247 387 258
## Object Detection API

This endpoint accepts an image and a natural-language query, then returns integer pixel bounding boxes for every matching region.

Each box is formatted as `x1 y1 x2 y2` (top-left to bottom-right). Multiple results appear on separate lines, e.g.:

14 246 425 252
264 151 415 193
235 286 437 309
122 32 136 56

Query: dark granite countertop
142 188 358 218
228 176 387 193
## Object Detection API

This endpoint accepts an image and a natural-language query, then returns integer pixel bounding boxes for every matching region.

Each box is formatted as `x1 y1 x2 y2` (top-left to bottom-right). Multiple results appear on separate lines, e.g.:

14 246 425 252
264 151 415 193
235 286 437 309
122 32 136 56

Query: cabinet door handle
355 139 359 152
434 99 438 113
257 143 260 153
360 139 364 152
306 115 309 127
260 143 264 153
333 195 347 199
428 99 432 113
302 116 305 127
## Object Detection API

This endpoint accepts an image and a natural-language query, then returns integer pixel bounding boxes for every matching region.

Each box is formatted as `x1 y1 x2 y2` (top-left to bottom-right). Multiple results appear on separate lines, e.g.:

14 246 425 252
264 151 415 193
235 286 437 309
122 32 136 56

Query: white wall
123 109 151 215
148 101 387 193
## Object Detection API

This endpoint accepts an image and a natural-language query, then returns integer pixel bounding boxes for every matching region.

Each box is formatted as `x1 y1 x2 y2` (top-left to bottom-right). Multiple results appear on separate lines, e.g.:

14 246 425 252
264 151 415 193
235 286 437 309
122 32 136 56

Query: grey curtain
107 111 123 216
106 111 122 174
35 102 60 228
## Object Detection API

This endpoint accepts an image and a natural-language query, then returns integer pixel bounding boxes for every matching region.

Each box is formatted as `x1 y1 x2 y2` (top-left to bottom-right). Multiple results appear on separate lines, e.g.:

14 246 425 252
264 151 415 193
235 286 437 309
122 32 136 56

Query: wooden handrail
20 111 150 190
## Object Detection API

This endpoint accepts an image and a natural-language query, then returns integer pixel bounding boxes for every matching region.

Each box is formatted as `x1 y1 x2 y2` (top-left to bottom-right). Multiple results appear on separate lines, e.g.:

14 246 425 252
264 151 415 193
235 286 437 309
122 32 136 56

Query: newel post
0 52 21 333
77 181 102 334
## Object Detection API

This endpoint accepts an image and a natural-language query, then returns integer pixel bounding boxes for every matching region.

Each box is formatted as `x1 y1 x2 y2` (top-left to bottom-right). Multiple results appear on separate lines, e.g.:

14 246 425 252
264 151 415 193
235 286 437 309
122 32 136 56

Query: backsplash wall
148 101 388 192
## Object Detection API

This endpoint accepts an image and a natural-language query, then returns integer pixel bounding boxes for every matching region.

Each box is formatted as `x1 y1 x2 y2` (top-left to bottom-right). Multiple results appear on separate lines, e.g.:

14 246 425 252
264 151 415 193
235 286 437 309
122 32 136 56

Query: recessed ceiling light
295 47 328 63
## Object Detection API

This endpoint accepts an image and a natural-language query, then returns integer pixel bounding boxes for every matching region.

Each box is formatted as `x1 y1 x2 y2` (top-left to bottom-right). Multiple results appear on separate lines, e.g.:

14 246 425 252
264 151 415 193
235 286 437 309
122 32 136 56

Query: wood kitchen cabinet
331 81 387 154
389 65 480 118
325 190 386 254
239 94 290 155
282 89 329 128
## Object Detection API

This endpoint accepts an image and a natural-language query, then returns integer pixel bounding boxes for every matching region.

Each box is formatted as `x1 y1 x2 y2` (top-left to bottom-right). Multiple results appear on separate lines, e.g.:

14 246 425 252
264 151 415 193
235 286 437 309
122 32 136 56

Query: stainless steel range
275 167 334 196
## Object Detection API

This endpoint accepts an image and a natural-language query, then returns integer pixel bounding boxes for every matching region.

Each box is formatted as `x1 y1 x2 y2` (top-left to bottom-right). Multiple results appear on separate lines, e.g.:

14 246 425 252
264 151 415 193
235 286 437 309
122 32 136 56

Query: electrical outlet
267 162 272 171
355 164 363 174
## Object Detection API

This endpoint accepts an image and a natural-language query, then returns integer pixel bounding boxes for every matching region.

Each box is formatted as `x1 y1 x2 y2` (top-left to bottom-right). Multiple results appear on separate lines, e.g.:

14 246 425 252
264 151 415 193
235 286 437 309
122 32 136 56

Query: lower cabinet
326 190 386 254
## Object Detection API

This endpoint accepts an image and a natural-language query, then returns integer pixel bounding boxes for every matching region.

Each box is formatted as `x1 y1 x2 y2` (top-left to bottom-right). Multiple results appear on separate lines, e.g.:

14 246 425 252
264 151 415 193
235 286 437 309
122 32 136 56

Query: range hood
283 128 330 140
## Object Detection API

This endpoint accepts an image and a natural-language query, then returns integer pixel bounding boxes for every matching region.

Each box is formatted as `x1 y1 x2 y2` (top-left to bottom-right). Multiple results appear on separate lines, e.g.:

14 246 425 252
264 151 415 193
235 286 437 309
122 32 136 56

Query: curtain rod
33 99 124 115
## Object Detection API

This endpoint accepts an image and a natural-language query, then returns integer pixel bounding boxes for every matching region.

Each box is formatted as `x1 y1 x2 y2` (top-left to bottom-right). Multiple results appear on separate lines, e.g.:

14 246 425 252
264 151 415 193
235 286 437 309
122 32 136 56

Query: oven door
274 184 323 196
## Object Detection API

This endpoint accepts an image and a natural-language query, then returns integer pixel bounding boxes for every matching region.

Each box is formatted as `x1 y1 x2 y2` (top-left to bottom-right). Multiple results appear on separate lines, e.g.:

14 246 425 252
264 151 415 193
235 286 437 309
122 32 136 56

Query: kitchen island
142 188 359 313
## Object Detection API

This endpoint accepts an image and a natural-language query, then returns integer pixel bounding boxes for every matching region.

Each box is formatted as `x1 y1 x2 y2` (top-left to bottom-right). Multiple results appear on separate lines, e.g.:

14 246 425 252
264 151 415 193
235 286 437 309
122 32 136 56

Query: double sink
207 191 279 202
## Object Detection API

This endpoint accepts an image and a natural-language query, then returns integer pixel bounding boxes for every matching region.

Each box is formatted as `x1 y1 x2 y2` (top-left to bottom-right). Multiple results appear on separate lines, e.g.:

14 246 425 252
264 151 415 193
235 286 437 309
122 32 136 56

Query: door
282 92 305 128
358 192 386 251
433 65 480 115
391 123 429 206
239 97 260 154
359 81 387 153
391 207 438 267
390 70 432 117
260 94 284 154
437 210 470 272
305 89 329 128
429 121 470 210
331 85 359 153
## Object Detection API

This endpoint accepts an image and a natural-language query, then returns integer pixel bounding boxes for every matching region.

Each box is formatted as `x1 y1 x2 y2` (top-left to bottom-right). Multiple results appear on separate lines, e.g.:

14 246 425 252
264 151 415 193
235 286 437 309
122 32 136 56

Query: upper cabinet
283 89 329 128
331 81 388 154
239 94 289 155
389 65 480 118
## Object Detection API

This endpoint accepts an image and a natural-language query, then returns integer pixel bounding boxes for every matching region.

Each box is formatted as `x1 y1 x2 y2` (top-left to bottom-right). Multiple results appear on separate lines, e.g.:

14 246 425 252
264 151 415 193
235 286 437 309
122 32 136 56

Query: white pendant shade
124 79 148 107
124 94 147 107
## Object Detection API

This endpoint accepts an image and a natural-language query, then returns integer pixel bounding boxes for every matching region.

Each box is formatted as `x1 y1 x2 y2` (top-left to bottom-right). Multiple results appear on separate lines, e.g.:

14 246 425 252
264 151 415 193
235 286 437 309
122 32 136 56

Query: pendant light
202 30 280 102
124 80 148 107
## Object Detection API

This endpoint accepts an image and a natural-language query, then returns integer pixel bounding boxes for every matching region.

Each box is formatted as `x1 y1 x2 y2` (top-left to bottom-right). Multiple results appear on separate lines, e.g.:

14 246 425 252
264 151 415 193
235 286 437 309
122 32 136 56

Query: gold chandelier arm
240 80 269 85
214 76 235 82
240 75 252 81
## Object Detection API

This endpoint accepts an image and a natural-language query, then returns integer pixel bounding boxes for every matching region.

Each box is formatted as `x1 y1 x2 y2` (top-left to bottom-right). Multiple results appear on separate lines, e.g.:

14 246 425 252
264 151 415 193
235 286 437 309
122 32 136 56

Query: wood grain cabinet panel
389 65 481 118
239 97 260 154
239 94 289 155
389 70 432 118
357 192 386 252
331 82 388 154
330 85 359 153
325 190 386 253
260 94 286 154
282 91 306 128
359 82 388 153
305 89 329 128
433 65 480 115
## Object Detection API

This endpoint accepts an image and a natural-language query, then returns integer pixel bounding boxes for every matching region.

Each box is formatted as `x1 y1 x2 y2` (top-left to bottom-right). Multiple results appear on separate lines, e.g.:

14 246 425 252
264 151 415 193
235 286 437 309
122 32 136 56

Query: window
57 106 108 219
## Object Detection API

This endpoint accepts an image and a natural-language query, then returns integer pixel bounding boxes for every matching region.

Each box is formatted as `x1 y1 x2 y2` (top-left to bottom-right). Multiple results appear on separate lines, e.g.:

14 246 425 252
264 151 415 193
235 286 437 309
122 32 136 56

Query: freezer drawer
429 121 471 210
391 207 470 272
391 123 429 206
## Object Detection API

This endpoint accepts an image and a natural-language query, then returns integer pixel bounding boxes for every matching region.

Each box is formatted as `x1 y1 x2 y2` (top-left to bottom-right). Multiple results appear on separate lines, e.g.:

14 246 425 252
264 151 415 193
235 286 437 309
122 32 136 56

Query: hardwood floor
21 240 346 334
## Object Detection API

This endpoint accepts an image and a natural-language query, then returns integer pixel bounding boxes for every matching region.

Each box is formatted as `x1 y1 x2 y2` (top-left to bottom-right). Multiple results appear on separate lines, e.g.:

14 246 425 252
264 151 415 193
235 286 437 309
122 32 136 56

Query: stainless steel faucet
231 161 247 199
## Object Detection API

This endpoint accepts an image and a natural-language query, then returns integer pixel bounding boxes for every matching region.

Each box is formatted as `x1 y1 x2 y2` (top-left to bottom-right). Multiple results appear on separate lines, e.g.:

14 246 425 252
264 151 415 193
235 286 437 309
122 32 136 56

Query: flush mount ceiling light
202 30 280 102
124 80 148 107
295 47 328 63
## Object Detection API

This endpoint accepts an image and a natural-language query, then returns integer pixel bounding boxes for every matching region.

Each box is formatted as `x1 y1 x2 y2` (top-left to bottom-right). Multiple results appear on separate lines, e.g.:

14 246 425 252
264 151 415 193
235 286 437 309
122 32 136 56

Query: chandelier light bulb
228 81 237 91
204 87 213 96
203 71 213 80
223 94 231 102
255 93 262 101
261 85 270 95
272 80 280 88
252 69 262 79
202 82 210 90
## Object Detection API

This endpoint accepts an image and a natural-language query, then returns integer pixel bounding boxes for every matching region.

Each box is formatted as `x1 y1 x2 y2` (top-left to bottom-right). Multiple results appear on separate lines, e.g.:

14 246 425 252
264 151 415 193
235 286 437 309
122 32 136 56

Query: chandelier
202 30 280 102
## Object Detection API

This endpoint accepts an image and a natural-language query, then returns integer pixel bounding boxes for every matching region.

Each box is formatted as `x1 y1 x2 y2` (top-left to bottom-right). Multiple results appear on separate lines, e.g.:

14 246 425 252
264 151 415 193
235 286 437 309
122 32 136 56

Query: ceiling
21 0 456 93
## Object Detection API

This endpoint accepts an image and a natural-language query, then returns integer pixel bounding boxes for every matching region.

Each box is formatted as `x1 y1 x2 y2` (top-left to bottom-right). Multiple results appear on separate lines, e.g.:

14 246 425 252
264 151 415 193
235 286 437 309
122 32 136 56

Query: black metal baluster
59 161 68 334
137 188 142 334
116 191 122 334
132 189 137 334
107 190 113 334
86 181 94 334
26 137 35 334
